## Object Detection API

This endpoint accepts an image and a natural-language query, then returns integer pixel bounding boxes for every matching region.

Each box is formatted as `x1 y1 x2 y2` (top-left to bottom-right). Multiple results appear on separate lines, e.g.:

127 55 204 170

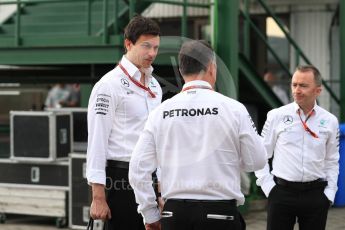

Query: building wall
142 0 209 18
290 8 335 113
0 3 16 24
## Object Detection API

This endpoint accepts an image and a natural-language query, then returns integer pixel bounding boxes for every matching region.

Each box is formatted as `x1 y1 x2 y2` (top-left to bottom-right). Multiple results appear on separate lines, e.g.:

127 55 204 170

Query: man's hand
145 221 161 230
158 197 165 213
90 183 111 221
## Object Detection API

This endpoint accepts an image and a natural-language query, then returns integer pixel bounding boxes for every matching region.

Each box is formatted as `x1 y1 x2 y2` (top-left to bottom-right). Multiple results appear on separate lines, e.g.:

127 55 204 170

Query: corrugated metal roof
142 0 210 18
0 4 16 24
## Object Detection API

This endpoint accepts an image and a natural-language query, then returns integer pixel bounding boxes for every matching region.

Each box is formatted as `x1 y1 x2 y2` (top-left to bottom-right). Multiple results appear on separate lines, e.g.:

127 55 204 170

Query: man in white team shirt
129 40 266 230
86 15 162 230
255 65 339 230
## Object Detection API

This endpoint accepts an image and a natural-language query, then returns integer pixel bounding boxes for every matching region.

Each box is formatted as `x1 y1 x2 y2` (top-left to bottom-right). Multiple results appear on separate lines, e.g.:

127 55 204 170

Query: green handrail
182 0 187 37
243 0 250 58
86 0 92 35
103 0 108 44
113 0 119 34
240 10 291 78
257 0 340 105
0 0 89 4
143 0 210 8
15 0 21 46
129 0 136 19
0 0 124 48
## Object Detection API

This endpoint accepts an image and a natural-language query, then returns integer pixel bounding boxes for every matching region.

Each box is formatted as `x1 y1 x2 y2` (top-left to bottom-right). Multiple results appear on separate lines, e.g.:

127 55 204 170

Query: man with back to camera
129 40 267 230
86 15 162 230
255 65 339 230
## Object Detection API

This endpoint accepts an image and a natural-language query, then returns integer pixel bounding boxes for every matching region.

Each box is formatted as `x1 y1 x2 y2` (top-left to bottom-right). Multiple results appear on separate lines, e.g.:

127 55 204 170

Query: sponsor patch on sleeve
94 94 110 115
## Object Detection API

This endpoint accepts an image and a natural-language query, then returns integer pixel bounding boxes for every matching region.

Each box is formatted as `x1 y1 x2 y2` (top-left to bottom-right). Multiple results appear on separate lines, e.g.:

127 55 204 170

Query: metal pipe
295 50 299 69
216 0 239 98
114 0 119 35
211 0 218 50
181 0 187 37
243 0 250 58
86 0 91 35
15 0 21 46
129 0 136 19
0 0 88 5
142 0 210 8
103 0 108 44
340 0 345 121
257 0 340 105
240 10 291 79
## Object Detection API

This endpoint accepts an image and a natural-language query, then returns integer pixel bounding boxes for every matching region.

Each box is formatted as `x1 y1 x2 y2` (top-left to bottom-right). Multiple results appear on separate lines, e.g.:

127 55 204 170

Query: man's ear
208 62 217 78
316 86 322 96
124 39 132 52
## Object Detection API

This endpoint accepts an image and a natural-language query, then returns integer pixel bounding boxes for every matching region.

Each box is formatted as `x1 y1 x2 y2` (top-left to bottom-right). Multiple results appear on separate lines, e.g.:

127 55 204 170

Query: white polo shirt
255 102 339 201
129 80 267 224
86 56 162 185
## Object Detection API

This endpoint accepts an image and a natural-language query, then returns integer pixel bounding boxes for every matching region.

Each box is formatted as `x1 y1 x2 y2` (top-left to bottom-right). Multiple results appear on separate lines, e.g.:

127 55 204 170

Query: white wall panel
0 4 16 24
142 0 209 18
290 10 333 110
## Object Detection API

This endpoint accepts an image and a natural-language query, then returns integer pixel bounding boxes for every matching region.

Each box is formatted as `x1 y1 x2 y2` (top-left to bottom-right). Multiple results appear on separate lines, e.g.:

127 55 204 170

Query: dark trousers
267 184 330 230
161 199 245 230
104 166 145 230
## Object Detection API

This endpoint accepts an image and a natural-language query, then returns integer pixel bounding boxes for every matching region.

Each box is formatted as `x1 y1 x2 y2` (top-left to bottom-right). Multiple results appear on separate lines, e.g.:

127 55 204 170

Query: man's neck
299 104 314 115
140 72 146 86
183 73 209 84
125 54 142 69
124 54 146 85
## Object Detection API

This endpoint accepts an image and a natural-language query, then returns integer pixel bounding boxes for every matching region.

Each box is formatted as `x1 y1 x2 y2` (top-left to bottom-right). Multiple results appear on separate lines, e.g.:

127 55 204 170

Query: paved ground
244 207 345 230
1 205 344 229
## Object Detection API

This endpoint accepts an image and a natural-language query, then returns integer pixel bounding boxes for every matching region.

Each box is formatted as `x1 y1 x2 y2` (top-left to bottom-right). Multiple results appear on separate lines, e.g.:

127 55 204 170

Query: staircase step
25 1 124 14
17 13 116 25
0 22 113 35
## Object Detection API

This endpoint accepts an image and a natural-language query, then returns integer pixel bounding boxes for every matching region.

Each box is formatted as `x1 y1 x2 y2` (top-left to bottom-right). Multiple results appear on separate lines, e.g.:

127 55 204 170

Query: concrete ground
1 206 344 229
244 207 345 230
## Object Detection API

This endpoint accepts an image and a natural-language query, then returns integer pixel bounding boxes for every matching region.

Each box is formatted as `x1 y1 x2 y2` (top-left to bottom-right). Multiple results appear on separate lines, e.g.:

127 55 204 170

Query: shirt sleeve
324 117 340 202
129 112 160 224
238 106 267 172
255 110 277 197
86 81 117 185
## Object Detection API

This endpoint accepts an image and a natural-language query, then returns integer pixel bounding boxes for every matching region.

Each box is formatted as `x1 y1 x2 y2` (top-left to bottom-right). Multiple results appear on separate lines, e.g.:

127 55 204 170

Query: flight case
69 153 93 229
10 111 72 162
0 159 69 227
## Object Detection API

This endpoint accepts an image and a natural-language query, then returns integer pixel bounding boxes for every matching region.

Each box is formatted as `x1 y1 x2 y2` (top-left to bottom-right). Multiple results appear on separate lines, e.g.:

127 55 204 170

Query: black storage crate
10 111 72 162
46 108 88 153
0 160 68 187
69 153 92 229
0 159 69 227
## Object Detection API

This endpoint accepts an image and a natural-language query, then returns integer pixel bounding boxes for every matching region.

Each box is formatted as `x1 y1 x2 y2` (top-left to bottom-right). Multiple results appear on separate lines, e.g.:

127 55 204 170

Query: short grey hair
178 40 215 76
295 65 322 86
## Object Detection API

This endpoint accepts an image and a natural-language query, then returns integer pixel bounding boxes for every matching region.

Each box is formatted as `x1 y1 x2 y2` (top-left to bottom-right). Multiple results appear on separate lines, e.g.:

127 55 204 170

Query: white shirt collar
182 80 212 90
293 101 319 114
120 56 154 83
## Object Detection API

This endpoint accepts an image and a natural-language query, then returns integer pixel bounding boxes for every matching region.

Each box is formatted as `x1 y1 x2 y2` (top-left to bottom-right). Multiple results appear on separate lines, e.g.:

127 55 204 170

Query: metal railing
0 0 126 46
242 0 340 105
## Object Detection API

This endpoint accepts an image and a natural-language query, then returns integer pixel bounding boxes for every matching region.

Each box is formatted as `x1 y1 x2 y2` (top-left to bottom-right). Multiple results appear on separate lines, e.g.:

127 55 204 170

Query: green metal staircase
238 0 340 112
0 0 151 64
0 0 340 112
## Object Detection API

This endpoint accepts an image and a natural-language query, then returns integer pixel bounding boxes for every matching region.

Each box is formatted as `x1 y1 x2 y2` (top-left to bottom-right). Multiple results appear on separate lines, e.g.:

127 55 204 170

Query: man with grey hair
255 65 339 230
129 40 266 230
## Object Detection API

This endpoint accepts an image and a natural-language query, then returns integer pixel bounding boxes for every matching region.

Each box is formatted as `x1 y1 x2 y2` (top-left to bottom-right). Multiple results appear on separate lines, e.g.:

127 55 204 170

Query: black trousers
104 166 145 230
161 199 245 230
267 184 330 230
